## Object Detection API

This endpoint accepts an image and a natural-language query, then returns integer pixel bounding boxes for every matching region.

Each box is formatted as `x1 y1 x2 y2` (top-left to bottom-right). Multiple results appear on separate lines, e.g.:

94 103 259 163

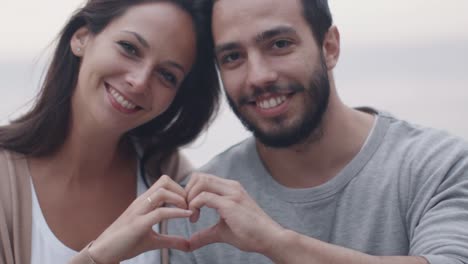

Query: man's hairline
209 0 323 48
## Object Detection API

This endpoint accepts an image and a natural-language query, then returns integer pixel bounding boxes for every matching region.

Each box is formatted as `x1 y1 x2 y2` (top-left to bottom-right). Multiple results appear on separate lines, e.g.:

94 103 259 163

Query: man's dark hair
300 0 333 45
195 0 333 46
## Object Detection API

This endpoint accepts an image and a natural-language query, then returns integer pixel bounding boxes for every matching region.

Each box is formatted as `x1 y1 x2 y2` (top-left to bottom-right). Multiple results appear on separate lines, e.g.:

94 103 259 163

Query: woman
0 0 219 263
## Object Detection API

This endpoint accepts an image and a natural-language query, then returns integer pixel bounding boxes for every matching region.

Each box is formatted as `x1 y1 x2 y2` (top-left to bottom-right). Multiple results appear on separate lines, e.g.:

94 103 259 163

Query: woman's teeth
109 88 137 110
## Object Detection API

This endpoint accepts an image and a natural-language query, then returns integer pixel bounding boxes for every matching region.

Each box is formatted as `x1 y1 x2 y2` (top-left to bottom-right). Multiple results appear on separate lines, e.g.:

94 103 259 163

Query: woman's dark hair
0 0 220 178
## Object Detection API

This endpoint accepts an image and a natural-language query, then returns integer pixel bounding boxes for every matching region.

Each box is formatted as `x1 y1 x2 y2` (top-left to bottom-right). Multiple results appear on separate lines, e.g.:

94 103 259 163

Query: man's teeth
257 95 287 109
109 88 137 110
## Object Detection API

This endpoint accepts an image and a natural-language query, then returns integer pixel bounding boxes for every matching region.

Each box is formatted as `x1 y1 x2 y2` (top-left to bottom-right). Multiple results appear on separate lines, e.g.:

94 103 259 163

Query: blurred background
1 0 467 167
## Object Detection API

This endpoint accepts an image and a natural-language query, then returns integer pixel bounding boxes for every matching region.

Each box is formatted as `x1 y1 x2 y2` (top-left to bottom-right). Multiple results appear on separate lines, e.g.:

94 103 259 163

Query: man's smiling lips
246 92 295 117
256 94 287 109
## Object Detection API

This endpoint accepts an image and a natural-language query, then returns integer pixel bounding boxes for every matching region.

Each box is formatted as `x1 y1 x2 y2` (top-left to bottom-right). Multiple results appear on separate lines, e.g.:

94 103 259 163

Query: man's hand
183 173 429 264
185 172 285 253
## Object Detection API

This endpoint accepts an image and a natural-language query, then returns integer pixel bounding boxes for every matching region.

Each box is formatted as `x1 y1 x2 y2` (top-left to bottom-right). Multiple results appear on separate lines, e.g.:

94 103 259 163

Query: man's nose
245 55 278 89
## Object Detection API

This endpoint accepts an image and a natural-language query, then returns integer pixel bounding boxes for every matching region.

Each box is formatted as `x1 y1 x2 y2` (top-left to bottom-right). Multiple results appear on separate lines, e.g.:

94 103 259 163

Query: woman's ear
70 26 91 57
322 25 340 70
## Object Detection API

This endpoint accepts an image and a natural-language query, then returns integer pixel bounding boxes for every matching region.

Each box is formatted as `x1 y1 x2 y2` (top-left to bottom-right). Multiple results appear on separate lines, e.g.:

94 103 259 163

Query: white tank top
30 172 161 264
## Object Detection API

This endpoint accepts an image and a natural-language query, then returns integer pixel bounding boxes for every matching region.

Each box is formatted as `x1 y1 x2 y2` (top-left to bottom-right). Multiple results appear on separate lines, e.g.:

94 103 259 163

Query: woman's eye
118 41 138 56
159 70 178 86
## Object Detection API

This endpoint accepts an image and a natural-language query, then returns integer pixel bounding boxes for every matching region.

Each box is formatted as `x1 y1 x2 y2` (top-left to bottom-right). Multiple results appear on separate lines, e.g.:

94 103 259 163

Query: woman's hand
87 175 192 263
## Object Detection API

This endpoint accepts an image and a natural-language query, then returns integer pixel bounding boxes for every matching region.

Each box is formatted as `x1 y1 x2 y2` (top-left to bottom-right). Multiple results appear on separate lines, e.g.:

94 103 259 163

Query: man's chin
252 128 302 148
232 107 321 147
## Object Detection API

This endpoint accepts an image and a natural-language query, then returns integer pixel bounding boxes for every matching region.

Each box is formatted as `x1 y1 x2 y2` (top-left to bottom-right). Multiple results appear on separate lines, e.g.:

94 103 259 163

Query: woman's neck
31 121 136 185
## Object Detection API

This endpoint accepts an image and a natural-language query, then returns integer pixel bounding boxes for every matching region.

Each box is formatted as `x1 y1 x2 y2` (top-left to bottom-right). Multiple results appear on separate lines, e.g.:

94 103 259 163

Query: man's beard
226 57 330 148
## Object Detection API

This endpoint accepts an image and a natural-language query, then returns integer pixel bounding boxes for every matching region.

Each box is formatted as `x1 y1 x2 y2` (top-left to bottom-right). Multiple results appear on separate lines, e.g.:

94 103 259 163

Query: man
168 0 468 263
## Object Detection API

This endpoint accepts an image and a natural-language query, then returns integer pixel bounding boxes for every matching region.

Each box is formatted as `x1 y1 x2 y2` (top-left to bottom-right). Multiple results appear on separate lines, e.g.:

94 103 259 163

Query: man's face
212 0 331 148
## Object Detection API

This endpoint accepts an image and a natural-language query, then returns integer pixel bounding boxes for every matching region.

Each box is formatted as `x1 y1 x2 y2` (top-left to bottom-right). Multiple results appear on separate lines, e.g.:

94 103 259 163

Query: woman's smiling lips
105 83 143 114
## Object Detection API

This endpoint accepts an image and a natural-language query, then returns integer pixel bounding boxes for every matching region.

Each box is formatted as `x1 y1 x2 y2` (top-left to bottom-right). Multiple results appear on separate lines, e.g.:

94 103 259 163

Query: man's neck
256 103 375 189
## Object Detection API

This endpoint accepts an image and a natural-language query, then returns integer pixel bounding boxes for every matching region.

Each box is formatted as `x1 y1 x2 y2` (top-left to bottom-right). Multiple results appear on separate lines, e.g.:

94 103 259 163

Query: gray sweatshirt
169 110 468 264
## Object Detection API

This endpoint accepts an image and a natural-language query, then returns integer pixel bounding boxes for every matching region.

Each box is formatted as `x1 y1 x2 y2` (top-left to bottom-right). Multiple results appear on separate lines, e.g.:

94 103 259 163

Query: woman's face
70 2 196 135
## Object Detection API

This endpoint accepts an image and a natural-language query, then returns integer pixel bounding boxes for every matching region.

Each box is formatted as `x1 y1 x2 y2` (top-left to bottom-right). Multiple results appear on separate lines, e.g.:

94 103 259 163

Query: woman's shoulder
0 149 29 195
0 149 32 264
0 149 27 171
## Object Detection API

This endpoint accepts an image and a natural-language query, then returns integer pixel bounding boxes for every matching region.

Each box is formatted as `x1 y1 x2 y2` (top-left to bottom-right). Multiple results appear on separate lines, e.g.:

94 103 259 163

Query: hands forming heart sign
85 173 285 264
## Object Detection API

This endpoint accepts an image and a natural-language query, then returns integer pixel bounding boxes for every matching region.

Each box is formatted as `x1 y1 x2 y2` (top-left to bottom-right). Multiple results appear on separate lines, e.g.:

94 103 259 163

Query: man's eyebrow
121 30 149 49
255 26 297 43
214 43 242 56
214 26 297 56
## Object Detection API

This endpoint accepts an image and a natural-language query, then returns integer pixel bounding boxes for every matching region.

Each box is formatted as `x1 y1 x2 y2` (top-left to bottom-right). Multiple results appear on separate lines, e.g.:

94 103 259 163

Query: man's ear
322 25 340 70
70 26 91 57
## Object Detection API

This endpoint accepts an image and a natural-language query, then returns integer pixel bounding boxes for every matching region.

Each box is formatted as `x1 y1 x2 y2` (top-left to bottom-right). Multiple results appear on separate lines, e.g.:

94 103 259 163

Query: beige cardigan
0 150 192 264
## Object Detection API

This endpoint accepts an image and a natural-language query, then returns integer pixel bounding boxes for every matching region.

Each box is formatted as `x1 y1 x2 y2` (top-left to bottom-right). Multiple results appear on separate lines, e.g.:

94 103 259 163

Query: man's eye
221 52 240 64
118 41 138 56
273 40 292 49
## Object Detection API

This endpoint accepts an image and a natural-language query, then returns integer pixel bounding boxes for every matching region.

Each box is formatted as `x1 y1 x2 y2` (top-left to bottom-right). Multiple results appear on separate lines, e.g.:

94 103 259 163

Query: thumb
189 223 222 251
150 234 190 252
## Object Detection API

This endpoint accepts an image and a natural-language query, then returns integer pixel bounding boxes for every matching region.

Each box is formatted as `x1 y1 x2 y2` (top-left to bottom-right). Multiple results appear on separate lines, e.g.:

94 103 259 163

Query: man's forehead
211 0 304 44
212 0 302 19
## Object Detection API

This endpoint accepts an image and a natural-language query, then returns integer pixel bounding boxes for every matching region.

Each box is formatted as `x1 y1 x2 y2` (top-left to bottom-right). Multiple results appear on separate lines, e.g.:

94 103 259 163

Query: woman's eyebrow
121 30 149 49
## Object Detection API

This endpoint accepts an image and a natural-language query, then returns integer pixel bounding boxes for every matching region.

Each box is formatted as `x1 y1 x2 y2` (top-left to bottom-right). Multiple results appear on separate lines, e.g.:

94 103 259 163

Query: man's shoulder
378 110 468 151
375 110 468 177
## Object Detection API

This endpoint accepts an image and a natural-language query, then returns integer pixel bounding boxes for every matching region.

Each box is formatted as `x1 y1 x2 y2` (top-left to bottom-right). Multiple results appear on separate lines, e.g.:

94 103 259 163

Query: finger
188 192 227 214
184 172 199 192
184 172 200 199
142 207 193 228
186 173 240 202
147 188 187 209
141 188 188 215
151 234 190 252
148 175 187 198
189 207 200 223
189 223 221 251
135 175 186 208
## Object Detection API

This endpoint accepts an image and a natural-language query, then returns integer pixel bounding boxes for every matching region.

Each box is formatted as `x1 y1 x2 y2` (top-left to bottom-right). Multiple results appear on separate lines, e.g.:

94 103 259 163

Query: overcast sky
1 0 467 166
2 0 467 57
